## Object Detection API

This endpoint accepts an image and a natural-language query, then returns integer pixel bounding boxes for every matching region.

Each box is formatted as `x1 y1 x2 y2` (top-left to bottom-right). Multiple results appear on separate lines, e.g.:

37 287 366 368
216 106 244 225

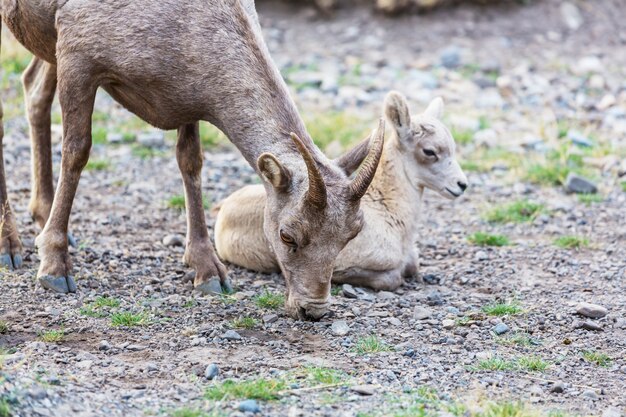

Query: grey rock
442 319 455 330
98 340 111 351
576 302 608 318
106 133 125 144
331 320 350 336
568 130 594 148
377 291 396 300
560 2 583 31
263 314 278 324
238 399 261 413
350 384 376 396
440 45 462 69
602 407 622 417
426 291 443 306
422 273 440 285
475 251 489 261
582 389 599 400
205 363 219 380
573 320 603 331
342 284 358 299
162 234 185 247
565 173 598 194
223 330 242 340
492 323 510 335
413 306 432 320
550 381 566 393
126 344 146 351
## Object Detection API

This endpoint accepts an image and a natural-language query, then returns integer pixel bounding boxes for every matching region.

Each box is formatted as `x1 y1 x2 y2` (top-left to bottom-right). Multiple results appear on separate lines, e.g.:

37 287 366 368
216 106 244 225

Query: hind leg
0 98 24 270
333 267 404 291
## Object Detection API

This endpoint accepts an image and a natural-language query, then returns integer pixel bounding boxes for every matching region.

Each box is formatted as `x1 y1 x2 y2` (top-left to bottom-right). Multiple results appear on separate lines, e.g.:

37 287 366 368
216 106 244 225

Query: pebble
98 340 111 351
582 389 599 401
162 234 185 247
223 330 242 340
475 251 489 261
573 320 603 331
560 2 583 31
565 173 598 194
342 284 358 299
442 319 455 330
492 323 510 335
426 291 443 306
440 45 462 68
263 314 278 324
422 273 440 285
576 302 608 319
205 364 219 380
567 130 593 148
413 306 432 320
550 381 566 393
331 320 350 336
350 384 376 396
238 399 261 413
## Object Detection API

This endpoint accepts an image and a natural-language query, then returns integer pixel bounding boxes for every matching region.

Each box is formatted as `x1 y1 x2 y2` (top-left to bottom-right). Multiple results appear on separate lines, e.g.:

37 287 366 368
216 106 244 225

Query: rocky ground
1 1 625 416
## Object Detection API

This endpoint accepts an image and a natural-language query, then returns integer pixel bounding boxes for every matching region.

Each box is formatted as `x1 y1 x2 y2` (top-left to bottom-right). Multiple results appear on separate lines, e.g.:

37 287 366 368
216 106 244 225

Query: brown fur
0 0 383 320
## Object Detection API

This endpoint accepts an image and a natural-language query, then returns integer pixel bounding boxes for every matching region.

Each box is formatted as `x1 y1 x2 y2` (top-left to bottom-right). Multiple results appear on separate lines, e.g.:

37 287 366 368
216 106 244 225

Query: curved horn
290 133 327 209
349 119 385 201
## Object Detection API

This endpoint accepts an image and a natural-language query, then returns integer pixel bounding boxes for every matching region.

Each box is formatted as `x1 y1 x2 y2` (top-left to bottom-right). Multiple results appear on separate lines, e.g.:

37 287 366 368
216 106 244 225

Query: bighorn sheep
214 92 467 291
0 0 384 320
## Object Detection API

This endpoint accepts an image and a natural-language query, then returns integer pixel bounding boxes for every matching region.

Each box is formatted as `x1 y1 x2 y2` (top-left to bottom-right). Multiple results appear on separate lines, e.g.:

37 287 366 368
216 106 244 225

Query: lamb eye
423 149 437 157
280 230 296 247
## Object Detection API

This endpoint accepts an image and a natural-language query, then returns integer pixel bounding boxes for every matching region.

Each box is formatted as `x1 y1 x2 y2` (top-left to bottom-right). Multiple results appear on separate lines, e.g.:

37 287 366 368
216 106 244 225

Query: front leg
333 267 404 291
35 65 96 293
401 245 419 279
176 123 231 294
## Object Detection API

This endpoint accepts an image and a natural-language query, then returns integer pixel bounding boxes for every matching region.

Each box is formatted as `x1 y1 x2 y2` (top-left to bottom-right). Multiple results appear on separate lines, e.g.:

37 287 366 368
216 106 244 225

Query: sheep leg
176 123 231 294
333 267 404 291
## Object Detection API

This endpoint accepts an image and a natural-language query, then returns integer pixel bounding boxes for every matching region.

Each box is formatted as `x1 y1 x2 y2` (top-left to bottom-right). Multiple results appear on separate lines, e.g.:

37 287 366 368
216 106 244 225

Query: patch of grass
205 378 286 401
467 232 509 247
475 357 517 371
553 235 588 249
110 311 148 327
183 299 197 308
578 193 603 205
331 286 342 296
199 122 227 149
166 195 210 211
582 350 611 367
621 182 626 192
131 144 166 159
299 366 349 385
254 290 285 310
484 200 544 223
352 335 393 355
0 321 8 334
230 316 258 330
92 125 108 145
169 408 226 417
39 329 64 343
496 332 538 347
517 356 550 372
481 401 531 417
524 146 592 187
85 159 111 171
461 160 489 173
94 296 121 308
452 128 474 145
80 296 120 318
0 398 11 417
305 112 369 152
482 301 523 316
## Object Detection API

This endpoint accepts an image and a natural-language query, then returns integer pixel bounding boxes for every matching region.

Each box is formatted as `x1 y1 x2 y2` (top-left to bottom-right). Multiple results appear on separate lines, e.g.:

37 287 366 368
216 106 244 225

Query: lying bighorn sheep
214 92 468 291
0 0 384 320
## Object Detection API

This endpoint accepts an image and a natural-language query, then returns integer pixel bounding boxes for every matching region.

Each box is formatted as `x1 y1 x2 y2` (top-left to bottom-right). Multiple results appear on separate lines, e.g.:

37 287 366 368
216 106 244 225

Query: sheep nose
457 181 468 192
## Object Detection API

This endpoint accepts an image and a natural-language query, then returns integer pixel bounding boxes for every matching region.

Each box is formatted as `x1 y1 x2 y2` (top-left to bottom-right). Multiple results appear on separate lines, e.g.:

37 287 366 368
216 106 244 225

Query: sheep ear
424 97 444 119
257 153 291 191
384 91 411 137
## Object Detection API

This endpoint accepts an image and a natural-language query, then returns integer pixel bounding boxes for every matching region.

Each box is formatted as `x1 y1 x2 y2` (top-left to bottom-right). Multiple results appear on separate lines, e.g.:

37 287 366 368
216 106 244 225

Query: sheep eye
423 149 437 158
280 230 297 247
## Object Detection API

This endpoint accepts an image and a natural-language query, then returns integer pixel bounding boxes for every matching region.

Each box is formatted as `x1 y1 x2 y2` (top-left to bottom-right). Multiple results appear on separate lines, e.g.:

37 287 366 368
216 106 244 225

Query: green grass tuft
517 356 550 372
199 122 227 149
482 302 523 316
94 296 121 308
305 112 369 152
166 195 209 210
230 316 258 330
553 236 588 249
0 321 8 334
582 350 611 367
451 128 474 145
80 296 121 318
299 366 349 385
39 329 64 343
110 311 148 327
254 290 285 309
85 159 111 171
467 232 509 247
578 193 603 205
352 335 393 355
474 356 549 372
0 398 11 417
496 332 537 347
621 182 626 192
205 378 286 401
92 126 108 145
475 357 517 371
484 200 544 223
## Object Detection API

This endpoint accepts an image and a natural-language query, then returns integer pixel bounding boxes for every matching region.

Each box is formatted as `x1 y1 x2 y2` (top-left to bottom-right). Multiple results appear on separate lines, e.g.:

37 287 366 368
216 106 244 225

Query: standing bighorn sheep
0 0 384 320
214 92 467 290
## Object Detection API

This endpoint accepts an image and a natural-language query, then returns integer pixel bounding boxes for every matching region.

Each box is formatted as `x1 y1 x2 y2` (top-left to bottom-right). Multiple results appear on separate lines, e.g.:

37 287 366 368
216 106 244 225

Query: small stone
377 291 396 300
475 251 488 261
350 384 376 396
137 131 165 147
205 363 219 380
560 2 583 31
126 344 146 351
413 306 432 320
98 340 111 351
238 399 261 413
550 381 566 393
422 273 439 285
567 130 593 148
573 320 603 331
331 320 350 336
342 284 358 299
106 133 125 144
387 317 402 327
440 45 461 69
442 319 455 330
223 330 242 340
426 291 443 306
492 323 510 335
576 302 608 319
565 173 598 194
263 314 278 324
162 234 185 247
582 389 599 401
602 407 622 417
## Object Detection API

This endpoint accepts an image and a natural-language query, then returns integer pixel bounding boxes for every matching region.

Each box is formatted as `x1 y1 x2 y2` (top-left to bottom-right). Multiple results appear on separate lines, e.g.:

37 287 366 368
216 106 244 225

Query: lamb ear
424 97 444 119
257 153 291 191
384 91 411 137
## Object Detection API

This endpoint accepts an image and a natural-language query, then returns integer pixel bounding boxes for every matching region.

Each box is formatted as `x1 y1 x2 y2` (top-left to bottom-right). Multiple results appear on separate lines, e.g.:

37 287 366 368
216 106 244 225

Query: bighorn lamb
0 0 384 320
214 92 467 291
